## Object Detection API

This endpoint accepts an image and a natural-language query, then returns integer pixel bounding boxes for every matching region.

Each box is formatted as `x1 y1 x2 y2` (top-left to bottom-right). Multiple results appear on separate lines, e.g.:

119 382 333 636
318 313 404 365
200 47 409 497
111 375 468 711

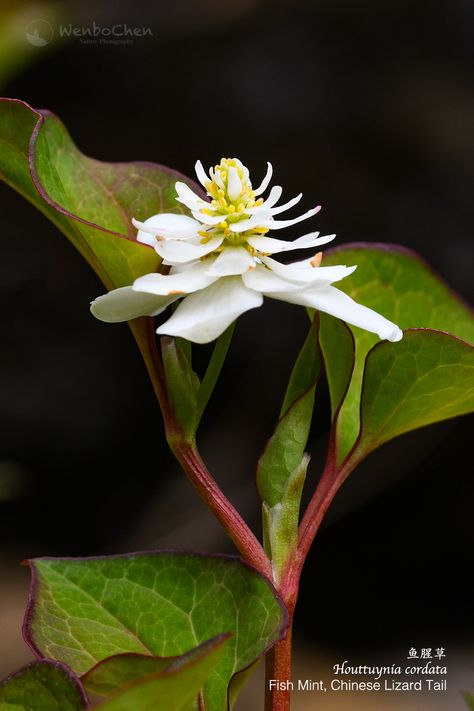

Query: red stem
172 442 272 579
265 609 294 711
135 318 272 580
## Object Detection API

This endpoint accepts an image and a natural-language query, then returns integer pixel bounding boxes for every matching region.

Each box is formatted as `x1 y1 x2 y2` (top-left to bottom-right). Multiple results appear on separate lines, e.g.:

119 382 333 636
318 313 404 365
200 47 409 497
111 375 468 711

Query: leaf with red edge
82 652 177 697
320 244 474 463
352 329 474 462
95 635 229 711
24 552 288 711
0 660 88 711
0 97 199 291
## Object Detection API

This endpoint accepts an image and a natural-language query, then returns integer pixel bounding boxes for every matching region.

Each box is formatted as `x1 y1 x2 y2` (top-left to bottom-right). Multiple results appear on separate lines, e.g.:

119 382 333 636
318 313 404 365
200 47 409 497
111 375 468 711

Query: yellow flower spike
219 221 228 230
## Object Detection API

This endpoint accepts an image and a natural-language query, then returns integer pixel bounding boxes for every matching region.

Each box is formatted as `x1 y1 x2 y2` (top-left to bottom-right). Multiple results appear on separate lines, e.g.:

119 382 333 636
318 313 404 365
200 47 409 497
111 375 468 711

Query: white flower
91 158 403 344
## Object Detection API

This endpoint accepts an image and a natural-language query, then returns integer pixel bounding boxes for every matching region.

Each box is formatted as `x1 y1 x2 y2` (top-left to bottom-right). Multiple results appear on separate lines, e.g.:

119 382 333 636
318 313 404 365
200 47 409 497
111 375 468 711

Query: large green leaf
24 552 287 711
353 329 474 459
96 636 228 711
0 660 87 711
257 317 322 507
0 98 198 290
321 244 474 463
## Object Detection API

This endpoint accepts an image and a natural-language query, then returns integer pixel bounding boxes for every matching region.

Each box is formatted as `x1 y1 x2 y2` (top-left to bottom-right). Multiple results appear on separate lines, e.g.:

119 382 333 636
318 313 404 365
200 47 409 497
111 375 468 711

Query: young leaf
24 552 288 711
161 337 200 439
0 660 88 711
0 98 198 291
321 244 474 463
257 317 322 507
263 454 309 584
318 313 355 420
353 329 474 460
196 324 235 425
96 635 229 711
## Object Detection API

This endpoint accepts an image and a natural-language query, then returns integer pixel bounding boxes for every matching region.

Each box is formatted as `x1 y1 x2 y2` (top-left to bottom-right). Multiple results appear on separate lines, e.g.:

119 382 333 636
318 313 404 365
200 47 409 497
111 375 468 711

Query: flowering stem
172 441 272 579
278 448 360 608
135 317 272 580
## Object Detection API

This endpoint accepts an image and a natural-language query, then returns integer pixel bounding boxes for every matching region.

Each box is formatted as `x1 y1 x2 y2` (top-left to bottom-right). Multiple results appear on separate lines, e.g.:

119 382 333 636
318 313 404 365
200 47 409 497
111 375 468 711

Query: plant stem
173 441 272 579
280 450 360 600
134 319 272 579
265 608 294 711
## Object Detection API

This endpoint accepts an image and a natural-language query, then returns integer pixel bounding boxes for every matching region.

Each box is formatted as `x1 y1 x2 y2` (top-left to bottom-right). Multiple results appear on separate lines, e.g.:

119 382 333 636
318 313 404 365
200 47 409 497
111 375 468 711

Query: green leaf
0 661 87 711
196 325 235 425
257 317 322 507
354 329 474 459
263 455 309 584
96 635 228 711
161 337 200 440
82 654 177 697
227 661 260 710
321 244 474 463
25 552 287 711
318 314 355 420
0 98 198 291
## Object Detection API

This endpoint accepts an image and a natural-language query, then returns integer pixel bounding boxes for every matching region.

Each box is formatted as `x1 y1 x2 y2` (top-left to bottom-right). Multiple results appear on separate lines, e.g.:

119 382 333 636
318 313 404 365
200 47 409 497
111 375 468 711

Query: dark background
0 0 473 702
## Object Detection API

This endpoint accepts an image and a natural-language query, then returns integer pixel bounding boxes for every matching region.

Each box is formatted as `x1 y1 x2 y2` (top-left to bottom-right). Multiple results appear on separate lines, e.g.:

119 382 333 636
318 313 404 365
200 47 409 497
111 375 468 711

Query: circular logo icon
25 19 54 47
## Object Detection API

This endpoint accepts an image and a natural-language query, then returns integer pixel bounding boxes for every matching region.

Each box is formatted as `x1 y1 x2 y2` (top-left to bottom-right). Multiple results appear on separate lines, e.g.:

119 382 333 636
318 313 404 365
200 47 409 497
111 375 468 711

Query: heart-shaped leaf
24 552 287 711
0 98 198 291
0 660 88 711
96 635 229 711
353 329 474 460
321 244 474 463
257 316 322 507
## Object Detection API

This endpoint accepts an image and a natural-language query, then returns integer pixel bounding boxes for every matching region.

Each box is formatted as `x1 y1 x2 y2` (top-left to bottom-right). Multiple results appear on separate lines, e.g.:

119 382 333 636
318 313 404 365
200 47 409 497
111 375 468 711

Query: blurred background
0 0 473 708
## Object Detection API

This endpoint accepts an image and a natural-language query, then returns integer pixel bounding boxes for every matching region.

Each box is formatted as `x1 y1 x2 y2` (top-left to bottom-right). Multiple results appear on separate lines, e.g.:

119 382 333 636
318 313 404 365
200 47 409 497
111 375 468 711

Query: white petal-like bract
156 277 263 343
91 157 403 345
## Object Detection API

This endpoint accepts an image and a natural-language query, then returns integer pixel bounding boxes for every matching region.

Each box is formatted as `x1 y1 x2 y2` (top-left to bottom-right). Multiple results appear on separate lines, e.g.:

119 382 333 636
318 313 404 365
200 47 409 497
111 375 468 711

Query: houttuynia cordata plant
0 98 473 711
